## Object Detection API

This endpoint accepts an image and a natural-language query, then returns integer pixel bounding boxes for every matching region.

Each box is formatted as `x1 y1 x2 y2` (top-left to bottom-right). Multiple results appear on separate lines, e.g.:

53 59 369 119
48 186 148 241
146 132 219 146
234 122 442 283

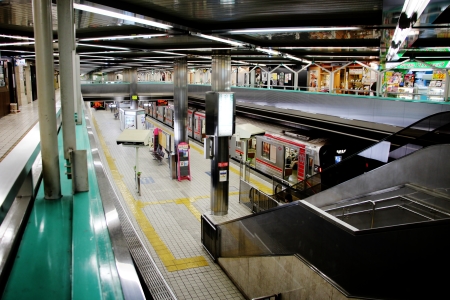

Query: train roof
235 124 265 139
263 131 328 148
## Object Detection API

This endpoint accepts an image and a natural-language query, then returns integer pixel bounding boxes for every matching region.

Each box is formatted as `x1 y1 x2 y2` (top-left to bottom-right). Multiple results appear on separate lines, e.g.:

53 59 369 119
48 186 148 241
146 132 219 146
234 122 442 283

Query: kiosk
119 108 146 131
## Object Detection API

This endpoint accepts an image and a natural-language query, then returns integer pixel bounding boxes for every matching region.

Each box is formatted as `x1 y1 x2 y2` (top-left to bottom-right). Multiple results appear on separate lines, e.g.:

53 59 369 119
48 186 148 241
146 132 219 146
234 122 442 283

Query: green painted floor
3 114 123 299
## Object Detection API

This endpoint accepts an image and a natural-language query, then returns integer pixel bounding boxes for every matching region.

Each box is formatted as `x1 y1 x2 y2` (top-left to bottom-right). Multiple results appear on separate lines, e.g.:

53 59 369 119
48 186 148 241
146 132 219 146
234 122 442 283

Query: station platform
0 91 275 299
89 106 273 299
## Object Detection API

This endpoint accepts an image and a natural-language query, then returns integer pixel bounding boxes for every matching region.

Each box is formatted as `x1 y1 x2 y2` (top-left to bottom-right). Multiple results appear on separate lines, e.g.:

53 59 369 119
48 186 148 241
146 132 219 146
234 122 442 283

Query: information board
177 142 191 181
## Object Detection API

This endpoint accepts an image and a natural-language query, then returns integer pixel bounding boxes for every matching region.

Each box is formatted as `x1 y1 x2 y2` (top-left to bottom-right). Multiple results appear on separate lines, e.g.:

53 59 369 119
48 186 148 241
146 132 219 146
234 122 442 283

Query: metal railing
201 215 219 261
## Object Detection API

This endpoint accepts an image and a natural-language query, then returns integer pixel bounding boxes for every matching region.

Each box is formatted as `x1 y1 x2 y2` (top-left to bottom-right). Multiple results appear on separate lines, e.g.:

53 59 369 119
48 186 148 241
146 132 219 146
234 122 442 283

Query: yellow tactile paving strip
93 117 209 272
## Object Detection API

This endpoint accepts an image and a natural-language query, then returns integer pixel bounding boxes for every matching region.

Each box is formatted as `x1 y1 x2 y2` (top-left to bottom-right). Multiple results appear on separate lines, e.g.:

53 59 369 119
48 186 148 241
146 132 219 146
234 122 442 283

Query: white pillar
32 0 61 199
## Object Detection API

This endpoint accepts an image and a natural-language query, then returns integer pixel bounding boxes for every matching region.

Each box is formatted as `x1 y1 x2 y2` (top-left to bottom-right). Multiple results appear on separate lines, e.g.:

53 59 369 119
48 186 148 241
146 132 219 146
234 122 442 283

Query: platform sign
177 142 191 181
205 92 235 137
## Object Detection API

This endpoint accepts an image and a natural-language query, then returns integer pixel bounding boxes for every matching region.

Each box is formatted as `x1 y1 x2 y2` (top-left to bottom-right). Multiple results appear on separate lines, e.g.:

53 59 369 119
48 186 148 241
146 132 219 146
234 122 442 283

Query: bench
152 148 165 163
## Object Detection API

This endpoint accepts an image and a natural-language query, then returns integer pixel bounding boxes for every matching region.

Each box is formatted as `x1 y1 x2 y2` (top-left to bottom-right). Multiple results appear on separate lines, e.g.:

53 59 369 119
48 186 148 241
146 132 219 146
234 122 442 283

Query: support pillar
123 68 138 109
173 57 188 179
210 51 231 215
32 0 61 199
57 0 76 160
24 64 32 104
173 57 188 148
75 54 82 124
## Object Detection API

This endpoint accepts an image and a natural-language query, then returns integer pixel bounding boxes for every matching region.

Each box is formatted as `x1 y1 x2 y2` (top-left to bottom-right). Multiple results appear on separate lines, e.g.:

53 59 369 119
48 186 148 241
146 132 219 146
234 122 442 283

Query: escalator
277 111 450 202
202 112 450 300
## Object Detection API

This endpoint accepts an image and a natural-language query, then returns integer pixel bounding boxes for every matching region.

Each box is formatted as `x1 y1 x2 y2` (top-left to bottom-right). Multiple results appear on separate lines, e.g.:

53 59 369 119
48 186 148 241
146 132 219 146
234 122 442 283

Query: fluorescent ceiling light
73 3 172 30
153 51 185 56
164 47 233 51
285 54 311 64
386 0 430 61
278 46 379 50
0 34 34 41
255 47 281 56
191 32 245 47
79 34 167 41
0 49 35 53
0 41 35 46
77 43 130 50
229 27 361 34
81 51 131 54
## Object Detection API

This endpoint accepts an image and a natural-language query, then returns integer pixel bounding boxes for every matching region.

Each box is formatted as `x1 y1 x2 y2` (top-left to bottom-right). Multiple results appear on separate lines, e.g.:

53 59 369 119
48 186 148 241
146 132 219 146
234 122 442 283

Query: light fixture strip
73 3 172 30
77 43 130 50
0 41 35 47
152 51 186 56
228 27 361 34
191 32 245 47
79 34 167 41
0 34 35 41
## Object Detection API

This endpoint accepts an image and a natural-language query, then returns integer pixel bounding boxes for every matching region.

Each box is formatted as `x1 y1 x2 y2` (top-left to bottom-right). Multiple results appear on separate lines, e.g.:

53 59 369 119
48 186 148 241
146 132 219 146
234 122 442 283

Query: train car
255 133 327 183
229 136 258 167
193 110 205 142
164 103 174 127
187 108 196 138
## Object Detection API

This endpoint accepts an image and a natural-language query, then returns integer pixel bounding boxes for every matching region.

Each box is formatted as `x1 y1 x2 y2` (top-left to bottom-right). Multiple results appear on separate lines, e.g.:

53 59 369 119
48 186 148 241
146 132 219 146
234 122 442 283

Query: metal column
57 0 76 160
32 0 61 199
129 68 138 109
173 57 188 148
75 54 82 125
210 51 231 215
24 64 32 104
173 57 188 179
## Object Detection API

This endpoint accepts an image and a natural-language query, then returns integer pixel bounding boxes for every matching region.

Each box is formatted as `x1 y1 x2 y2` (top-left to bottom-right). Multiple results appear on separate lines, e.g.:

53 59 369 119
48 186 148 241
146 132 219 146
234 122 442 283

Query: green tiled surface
3 112 122 299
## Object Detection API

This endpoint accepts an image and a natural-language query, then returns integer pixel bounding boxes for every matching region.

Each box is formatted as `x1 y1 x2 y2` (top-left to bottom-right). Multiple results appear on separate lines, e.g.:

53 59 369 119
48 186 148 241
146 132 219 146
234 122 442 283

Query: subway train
145 101 361 184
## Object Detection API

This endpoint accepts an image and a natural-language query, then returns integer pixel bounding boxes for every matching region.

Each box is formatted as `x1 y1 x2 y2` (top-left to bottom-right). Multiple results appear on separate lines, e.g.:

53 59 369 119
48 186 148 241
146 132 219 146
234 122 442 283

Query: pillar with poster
177 142 191 181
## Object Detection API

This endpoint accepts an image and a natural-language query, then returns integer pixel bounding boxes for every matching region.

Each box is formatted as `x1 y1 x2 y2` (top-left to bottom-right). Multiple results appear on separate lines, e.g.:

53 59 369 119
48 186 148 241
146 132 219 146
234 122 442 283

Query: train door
193 113 204 141
165 107 173 126
247 138 257 167
305 148 315 178
296 147 306 181
188 109 193 137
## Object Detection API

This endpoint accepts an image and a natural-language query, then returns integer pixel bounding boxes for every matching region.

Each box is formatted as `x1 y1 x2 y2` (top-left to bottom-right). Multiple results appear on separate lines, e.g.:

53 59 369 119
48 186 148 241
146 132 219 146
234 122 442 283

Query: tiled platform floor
89 107 276 300
0 96 275 299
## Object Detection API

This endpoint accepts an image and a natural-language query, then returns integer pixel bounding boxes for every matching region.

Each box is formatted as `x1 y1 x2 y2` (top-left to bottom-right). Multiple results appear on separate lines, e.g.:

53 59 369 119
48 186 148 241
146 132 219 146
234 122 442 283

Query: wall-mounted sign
156 99 168 106
131 95 138 100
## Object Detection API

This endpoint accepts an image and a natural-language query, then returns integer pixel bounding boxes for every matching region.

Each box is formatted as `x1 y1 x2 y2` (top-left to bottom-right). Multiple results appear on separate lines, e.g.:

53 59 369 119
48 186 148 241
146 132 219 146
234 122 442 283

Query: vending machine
177 142 191 181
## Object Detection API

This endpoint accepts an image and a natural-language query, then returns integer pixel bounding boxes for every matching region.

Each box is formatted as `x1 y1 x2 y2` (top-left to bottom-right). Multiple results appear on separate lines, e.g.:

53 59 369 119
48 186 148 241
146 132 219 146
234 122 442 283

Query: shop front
382 60 449 102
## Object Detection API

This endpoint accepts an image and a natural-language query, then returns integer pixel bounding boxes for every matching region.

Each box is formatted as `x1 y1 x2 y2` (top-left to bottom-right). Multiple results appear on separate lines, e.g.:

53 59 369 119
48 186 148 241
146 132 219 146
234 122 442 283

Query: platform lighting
0 41 35 46
284 54 311 63
152 51 186 56
77 43 130 50
79 34 167 41
0 34 34 40
386 0 430 61
81 51 131 54
229 27 361 34
190 32 245 47
73 4 172 30
255 47 281 56
164 47 233 51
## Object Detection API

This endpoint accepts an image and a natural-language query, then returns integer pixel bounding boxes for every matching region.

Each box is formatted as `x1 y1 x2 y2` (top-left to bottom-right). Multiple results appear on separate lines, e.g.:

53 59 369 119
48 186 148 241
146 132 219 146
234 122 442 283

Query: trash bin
10 103 18 114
